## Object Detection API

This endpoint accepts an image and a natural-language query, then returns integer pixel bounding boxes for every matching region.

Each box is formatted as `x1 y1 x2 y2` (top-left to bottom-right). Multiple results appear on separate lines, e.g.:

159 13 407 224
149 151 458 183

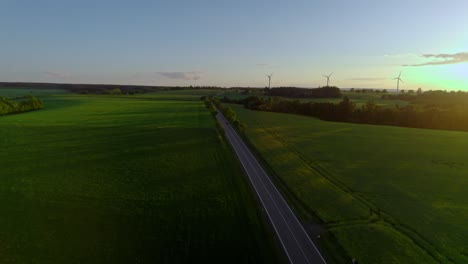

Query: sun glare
406 64 468 91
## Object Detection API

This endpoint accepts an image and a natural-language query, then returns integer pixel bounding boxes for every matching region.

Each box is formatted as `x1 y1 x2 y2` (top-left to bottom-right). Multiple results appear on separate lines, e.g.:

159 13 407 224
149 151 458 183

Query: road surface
216 111 327 264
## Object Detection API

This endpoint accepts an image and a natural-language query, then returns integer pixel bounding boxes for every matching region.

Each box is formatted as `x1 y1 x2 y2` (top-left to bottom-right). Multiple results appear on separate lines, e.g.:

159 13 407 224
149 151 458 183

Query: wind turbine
393 72 404 93
323 72 333 87
266 73 273 89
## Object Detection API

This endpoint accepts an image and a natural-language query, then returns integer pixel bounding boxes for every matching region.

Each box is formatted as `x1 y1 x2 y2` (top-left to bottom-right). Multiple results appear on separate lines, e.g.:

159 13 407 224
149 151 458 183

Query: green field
230 104 468 263
0 93 281 263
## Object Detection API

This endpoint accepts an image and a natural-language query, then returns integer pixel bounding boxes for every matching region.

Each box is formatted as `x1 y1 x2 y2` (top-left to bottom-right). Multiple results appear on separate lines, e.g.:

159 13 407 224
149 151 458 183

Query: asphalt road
216 111 327 264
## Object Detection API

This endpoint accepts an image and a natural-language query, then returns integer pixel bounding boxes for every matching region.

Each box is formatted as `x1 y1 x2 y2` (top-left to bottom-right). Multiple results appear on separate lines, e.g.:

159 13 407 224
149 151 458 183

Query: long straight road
216 111 327 264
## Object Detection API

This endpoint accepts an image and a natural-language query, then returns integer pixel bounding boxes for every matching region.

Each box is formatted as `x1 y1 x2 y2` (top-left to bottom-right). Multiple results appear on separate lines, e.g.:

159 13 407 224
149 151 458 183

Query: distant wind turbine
323 72 333 87
393 72 404 93
266 73 273 89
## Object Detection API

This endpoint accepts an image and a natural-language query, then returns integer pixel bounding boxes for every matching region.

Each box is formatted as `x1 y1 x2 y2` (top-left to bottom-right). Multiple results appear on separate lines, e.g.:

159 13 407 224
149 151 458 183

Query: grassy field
0 93 281 263
230 104 468 264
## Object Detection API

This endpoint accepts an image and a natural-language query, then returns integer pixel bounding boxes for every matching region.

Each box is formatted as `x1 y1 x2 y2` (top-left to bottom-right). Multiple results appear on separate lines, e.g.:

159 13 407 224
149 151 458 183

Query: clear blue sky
1 0 467 90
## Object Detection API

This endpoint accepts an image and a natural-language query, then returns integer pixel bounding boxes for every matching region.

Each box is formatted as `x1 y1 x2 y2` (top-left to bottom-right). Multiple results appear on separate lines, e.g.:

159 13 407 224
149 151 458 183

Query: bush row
0 96 44 115
202 96 247 133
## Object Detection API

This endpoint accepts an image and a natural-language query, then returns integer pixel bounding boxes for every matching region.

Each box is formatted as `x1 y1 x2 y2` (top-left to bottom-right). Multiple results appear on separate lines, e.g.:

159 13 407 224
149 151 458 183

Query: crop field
230 104 468 264
0 93 281 263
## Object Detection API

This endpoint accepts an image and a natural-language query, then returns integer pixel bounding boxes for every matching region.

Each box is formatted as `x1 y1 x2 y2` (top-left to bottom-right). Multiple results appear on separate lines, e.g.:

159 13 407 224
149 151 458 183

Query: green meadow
230 104 468 264
0 92 280 263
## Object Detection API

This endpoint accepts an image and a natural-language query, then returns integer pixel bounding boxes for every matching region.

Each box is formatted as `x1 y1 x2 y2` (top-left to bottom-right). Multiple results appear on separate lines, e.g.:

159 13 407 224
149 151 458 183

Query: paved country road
216 111 327 264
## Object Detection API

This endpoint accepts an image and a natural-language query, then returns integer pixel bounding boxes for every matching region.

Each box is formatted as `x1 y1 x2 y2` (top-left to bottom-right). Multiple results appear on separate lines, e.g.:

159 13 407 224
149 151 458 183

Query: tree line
0 96 44 115
265 86 342 98
221 93 468 132
202 96 246 133
384 89 468 105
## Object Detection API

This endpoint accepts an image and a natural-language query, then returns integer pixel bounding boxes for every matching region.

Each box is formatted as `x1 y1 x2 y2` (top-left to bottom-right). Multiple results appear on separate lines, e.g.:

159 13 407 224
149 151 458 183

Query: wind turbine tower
323 72 333 87
266 73 273 89
393 72 404 93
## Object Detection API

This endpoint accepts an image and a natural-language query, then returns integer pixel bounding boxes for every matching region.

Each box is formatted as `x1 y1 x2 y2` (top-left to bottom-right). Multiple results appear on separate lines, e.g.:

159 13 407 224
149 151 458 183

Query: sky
1 0 467 90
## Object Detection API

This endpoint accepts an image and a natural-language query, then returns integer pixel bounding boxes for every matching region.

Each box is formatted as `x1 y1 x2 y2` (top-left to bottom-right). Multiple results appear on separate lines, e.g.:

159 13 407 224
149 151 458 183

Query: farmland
0 91 280 263
229 104 468 264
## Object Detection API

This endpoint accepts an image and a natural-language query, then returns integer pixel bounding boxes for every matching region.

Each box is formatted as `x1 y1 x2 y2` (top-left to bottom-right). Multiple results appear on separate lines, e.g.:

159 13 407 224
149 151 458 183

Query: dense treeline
265 86 342 98
349 88 389 93
222 92 468 132
0 96 44 115
384 90 468 105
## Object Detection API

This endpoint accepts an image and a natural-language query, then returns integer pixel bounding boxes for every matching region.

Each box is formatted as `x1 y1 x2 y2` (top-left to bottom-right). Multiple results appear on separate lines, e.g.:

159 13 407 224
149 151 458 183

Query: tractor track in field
259 126 452 263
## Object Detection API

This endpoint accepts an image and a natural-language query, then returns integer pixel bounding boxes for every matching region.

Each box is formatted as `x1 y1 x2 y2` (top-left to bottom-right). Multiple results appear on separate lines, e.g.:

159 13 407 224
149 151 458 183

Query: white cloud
156 71 203 81
43 71 71 78
403 52 468 66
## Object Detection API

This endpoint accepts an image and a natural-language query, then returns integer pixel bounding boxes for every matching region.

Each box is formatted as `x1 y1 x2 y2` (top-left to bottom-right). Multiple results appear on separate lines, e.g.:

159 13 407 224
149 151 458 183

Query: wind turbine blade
329 72 333 77
400 79 404 83
398 72 402 78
